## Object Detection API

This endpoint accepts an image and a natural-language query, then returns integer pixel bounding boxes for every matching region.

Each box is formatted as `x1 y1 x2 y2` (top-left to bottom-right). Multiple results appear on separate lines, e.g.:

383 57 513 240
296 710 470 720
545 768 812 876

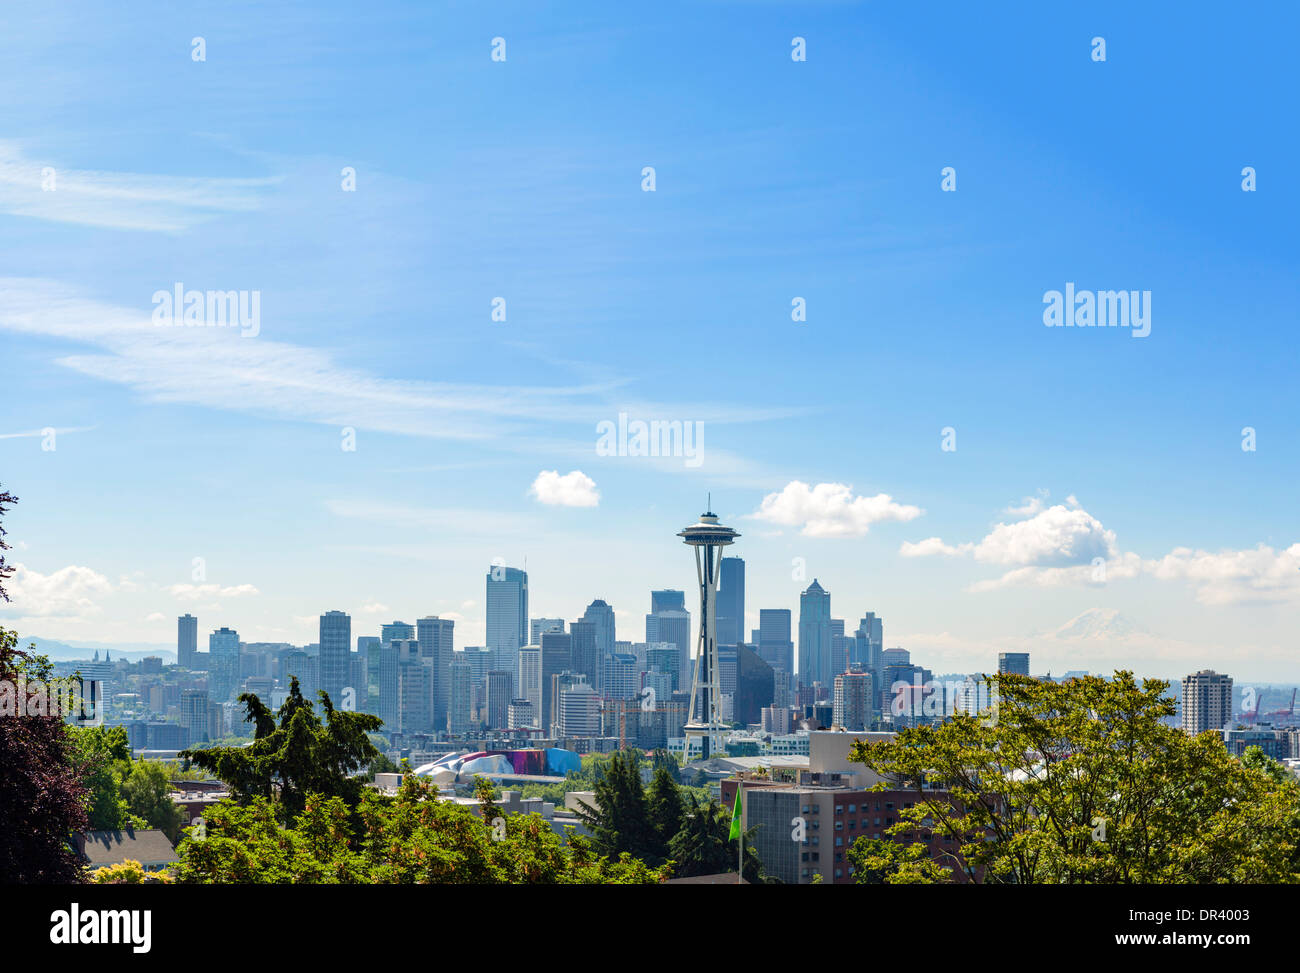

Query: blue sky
2 1 1297 680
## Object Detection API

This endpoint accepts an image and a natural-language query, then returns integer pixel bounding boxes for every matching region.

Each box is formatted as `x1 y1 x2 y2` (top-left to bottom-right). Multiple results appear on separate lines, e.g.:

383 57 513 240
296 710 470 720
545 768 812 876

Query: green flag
728 787 743 841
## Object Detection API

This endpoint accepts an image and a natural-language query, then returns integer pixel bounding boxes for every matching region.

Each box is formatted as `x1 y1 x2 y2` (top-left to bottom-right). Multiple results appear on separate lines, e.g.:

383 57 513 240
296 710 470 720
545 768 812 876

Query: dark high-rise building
717 556 745 648
177 614 198 669
998 652 1030 677
448 656 473 734
417 616 455 732
319 611 351 706
651 589 686 615
568 620 600 692
486 670 513 729
798 580 832 692
758 608 794 674
540 630 572 734
581 599 616 687
376 642 399 731
735 643 775 725
486 565 528 673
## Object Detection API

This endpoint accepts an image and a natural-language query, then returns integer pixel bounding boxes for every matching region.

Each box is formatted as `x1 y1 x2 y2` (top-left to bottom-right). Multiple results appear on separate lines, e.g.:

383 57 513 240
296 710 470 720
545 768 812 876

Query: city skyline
1 2 1298 681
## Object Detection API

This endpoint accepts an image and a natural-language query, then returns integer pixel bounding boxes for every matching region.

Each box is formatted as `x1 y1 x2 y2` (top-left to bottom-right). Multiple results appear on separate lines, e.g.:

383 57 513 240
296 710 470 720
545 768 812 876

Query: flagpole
738 792 743 884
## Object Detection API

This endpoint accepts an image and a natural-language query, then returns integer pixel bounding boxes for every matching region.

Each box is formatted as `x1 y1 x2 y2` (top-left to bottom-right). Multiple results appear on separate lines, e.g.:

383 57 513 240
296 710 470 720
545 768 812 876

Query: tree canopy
176 774 664 884
848 671 1300 884
181 677 382 825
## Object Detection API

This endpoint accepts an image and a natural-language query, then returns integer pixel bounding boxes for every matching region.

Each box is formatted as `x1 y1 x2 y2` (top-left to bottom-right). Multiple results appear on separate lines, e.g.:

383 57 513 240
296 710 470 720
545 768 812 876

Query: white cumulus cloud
1 563 113 617
900 537 973 558
1145 544 1300 605
530 470 600 508
752 481 923 538
974 504 1118 567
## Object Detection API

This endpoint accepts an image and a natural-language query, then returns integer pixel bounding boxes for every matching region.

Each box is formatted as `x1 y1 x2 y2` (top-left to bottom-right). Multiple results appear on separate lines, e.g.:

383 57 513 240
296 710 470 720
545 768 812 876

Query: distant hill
15 636 176 665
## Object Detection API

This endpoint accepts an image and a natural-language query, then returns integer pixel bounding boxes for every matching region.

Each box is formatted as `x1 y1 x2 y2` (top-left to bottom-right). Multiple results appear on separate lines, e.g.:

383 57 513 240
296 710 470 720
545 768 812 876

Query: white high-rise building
558 680 601 737
1182 669 1233 736
517 645 542 723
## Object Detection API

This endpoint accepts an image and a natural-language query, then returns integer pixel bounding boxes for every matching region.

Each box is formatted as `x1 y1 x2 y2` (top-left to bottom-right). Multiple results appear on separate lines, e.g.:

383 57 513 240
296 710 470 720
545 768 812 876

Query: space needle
678 500 739 760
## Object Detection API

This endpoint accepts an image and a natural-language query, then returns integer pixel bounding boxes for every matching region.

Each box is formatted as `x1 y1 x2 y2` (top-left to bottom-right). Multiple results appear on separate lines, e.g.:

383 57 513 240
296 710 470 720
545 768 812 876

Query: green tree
181 677 382 827
573 749 656 863
365 752 399 781
176 775 665 884
646 764 685 863
667 794 762 882
121 760 188 843
848 671 1300 884
69 725 134 832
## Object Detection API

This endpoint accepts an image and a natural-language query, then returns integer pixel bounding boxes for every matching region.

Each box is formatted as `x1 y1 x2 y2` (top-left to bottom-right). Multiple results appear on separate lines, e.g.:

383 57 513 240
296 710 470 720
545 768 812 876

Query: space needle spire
678 503 740 760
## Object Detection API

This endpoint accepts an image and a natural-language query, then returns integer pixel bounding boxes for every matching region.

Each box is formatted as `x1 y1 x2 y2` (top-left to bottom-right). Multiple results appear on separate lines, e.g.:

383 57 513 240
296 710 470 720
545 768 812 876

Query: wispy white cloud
0 141 276 231
165 582 260 601
0 425 95 440
0 279 793 453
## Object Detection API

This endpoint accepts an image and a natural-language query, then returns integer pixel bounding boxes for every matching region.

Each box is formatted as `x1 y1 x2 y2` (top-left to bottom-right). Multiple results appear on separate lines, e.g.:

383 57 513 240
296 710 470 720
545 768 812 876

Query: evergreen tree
646 764 685 863
181 677 382 827
573 749 655 862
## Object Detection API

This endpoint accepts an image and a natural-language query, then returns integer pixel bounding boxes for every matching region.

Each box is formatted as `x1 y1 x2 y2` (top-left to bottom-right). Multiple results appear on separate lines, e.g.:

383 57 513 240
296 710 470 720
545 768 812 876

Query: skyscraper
646 589 690 690
180 688 209 745
581 598 616 678
735 643 775 725
758 608 794 674
651 589 686 615
177 614 197 669
716 556 745 648
568 620 600 692
529 617 564 645
417 616 455 732
1182 669 1233 736
319 611 351 707
833 672 874 731
486 670 513 729
798 580 832 692
486 565 528 672
854 612 883 677
540 630 572 734
381 620 414 645
448 656 473 735
998 652 1030 677
679 507 740 759
376 641 399 731
518 646 542 724
208 626 240 703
